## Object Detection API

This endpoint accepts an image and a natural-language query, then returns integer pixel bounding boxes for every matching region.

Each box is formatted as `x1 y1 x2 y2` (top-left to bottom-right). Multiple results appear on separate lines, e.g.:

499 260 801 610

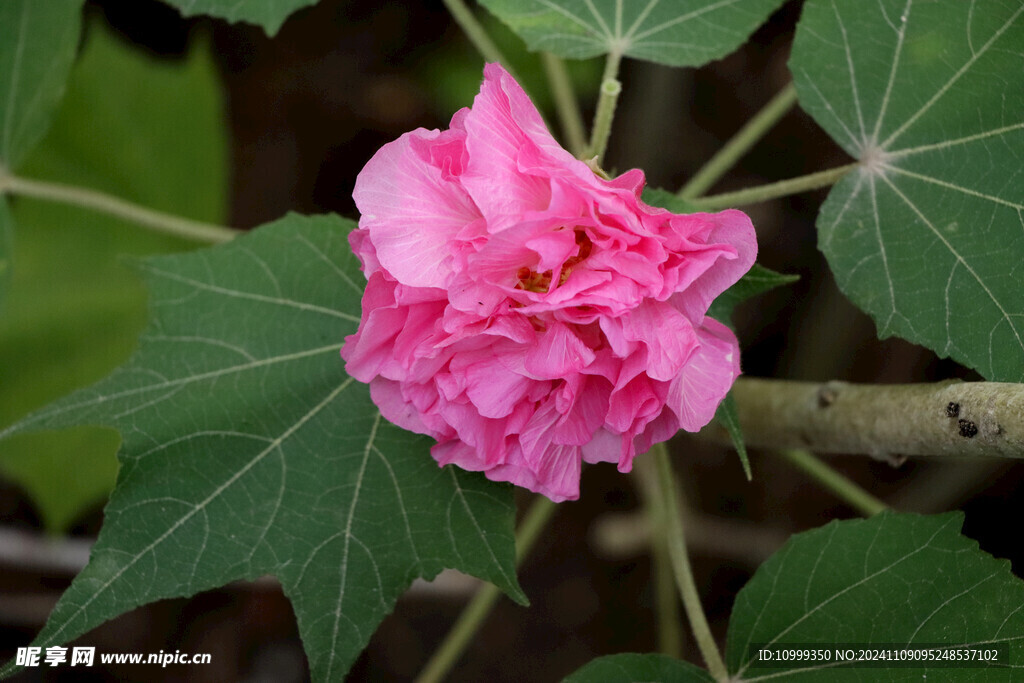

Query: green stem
777 449 888 517
541 52 588 158
442 0 513 73
415 495 557 683
635 455 684 658
689 163 859 212
587 50 623 165
654 444 729 682
0 173 238 243
679 83 798 199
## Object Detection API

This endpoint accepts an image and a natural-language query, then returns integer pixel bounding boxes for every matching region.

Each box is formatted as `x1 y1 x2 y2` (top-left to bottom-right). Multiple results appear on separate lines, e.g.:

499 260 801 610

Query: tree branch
703 378 1024 460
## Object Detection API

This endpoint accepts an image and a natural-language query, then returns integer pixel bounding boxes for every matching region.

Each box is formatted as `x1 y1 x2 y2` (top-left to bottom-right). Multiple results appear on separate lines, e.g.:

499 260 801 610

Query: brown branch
706 378 1024 460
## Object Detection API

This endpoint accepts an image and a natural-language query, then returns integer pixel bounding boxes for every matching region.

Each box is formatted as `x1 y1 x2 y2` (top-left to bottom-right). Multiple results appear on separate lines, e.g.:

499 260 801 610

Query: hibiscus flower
343 63 756 502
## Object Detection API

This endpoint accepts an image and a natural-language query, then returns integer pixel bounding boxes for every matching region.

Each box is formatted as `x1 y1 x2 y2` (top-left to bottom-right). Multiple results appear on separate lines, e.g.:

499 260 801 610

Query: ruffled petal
353 126 482 288
667 318 741 432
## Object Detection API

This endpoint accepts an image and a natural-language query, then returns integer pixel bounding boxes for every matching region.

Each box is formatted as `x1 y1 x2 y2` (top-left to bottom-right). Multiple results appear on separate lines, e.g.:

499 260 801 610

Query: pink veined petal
551 376 611 446
667 317 742 432
463 355 535 419
341 273 403 382
580 427 624 465
606 373 664 435
369 378 433 437
668 210 758 321
524 321 597 379
482 443 581 503
460 66 553 230
353 126 482 289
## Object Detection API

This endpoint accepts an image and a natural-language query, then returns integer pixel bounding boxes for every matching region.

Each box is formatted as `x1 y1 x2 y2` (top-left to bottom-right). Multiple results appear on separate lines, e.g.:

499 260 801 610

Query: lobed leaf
791 0 1024 382
0 214 524 681
568 513 1024 681
0 20 228 533
160 0 318 36
478 0 786 67
727 511 1024 679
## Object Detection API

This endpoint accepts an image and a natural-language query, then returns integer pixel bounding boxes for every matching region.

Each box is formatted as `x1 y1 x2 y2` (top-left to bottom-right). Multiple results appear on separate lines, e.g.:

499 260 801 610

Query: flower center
516 229 592 293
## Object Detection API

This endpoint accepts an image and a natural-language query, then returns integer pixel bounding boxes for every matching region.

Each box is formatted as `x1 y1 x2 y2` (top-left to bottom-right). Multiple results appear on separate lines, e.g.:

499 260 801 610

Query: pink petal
353 127 481 288
524 322 596 379
667 318 741 432
667 210 757 321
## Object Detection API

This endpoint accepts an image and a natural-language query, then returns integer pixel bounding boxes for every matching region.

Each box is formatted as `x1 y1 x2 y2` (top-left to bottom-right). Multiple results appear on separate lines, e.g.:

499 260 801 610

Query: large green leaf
0 214 524 681
0 0 82 171
0 20 228 533
565 512 1024 680
791 0 1024 382
160 0 317 35
564 653 714 682
478 0 786 67
727 512 1024 679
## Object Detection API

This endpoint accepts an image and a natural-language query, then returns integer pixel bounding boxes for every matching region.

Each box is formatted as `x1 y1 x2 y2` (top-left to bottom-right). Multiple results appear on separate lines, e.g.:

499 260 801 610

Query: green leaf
0 20 228 533
714 392 750 480
706 263 799 328
727 511 1024 679
564 653 714 682
478 0 786 67
160 0 317 36
790 0 1024 382
0 214 524 682
0 0 83 171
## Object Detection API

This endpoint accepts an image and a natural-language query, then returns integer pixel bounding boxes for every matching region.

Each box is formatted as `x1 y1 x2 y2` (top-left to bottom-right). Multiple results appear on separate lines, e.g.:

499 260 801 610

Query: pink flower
342 64 756 502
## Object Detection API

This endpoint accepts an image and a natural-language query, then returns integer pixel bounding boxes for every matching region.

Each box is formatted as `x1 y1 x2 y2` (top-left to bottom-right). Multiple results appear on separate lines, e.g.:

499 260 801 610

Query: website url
100 651 212 667
16 646 211 668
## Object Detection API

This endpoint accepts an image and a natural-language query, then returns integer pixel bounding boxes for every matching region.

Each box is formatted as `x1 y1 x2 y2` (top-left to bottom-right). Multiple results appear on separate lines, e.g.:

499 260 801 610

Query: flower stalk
653 443 729 682
588 50 624 165
635 455 684 658
0 173 238 243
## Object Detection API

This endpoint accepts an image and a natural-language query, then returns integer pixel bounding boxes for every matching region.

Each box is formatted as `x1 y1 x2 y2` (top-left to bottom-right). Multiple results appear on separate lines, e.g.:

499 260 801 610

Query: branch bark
705 378 1024 460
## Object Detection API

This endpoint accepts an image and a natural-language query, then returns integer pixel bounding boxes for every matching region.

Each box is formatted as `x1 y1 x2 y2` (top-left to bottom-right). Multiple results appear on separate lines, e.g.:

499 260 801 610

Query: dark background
1 0 1020 680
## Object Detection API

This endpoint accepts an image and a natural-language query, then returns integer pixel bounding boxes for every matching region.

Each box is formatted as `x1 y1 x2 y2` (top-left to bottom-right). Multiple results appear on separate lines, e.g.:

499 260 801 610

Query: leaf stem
587 50 624 166
541 52 588 158
689 163 859 212
415 495 557 683
442 0 513 73
653 443 729 682
777 449 888 517
679 83 798 199
0 173 238 243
